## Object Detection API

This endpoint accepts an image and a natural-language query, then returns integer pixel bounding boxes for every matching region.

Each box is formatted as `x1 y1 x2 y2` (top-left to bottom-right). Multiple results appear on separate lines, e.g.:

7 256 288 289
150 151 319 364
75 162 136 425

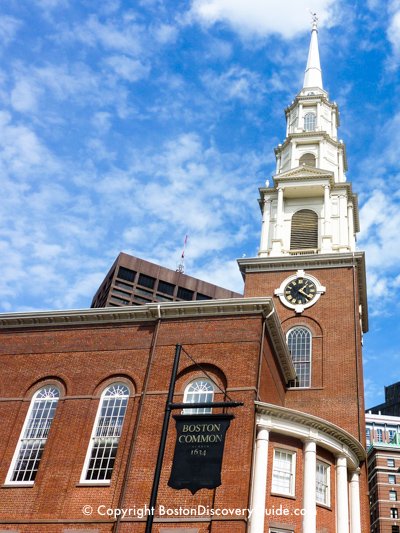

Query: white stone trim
274 270 326 313
255 402 365 466
249 425 269 533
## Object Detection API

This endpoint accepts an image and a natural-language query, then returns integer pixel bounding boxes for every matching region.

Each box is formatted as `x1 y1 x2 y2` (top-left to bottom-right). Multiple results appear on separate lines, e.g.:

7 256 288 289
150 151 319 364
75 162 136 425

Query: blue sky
0 0 399 408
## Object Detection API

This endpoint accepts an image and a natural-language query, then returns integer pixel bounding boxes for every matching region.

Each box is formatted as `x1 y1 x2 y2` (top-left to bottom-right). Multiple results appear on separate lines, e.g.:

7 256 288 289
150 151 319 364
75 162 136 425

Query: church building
0 22 369 533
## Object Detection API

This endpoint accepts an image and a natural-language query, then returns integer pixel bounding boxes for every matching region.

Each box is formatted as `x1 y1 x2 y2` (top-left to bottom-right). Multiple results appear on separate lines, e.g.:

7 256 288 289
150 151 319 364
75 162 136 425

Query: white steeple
303 17 323 91
257 21 360 259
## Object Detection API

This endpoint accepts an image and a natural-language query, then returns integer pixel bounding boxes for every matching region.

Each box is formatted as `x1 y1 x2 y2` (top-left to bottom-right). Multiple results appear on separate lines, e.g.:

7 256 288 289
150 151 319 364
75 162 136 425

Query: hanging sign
168 413 234 494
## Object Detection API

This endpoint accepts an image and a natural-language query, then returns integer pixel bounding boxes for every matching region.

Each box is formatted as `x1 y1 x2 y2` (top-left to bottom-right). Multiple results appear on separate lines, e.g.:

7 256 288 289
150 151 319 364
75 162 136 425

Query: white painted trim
5 386 60 486
275 270 325 313
255 402 365 466
79 382 130 485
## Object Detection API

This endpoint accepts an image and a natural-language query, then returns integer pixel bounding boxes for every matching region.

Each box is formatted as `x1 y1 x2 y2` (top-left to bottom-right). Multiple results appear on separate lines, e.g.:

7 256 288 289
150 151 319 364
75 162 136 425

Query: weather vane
310 10 318 26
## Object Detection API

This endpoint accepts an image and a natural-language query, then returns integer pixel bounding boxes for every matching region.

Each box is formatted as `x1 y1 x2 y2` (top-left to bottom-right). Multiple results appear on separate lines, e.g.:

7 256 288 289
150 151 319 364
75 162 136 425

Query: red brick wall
0 314 281 532
245 263 369 533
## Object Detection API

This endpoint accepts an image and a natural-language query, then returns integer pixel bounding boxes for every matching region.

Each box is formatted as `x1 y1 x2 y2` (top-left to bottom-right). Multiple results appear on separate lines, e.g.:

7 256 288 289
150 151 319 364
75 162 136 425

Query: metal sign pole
145 343 243 532
145 343 182 533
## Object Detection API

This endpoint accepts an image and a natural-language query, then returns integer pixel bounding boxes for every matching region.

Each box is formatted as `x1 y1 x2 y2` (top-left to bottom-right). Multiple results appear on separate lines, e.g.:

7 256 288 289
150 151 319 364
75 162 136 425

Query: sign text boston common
168 414 234 494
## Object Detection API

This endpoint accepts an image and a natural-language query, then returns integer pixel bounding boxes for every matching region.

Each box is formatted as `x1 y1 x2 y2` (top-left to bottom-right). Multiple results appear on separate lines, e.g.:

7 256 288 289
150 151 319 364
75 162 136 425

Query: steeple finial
303 13 323 90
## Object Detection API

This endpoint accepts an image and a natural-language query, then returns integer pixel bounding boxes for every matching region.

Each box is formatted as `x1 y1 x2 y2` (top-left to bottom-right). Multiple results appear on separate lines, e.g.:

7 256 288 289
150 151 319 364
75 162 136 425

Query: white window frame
271 448 296 496
80 383 130 484
388 458 396 467
183 379 214 414
304 112 316 131
5 385 60 485
389 474 396 484
287 326 312 388
316 460 330 506
376 428 383 442
391 507 399 519
366 427 371 446
269 528 294 533
390 490 397 501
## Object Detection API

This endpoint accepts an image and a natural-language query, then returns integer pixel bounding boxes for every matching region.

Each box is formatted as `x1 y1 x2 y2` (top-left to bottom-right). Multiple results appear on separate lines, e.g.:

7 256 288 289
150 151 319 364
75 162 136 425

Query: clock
284 277 317 306
275 270 326 313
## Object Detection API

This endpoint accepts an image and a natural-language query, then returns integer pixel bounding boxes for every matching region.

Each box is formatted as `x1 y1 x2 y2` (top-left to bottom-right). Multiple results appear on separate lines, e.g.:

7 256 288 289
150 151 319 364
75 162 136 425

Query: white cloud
69 15 143 56
189 0 337 39
153 23 178 44
0 15 22 46
388 8 400 55
104 55 150 82
11 78 41 113
202 66 266 102
0 111 58 175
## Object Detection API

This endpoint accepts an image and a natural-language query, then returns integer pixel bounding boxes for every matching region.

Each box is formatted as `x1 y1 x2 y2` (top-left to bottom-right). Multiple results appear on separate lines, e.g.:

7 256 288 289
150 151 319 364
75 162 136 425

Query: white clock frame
274 269 326 313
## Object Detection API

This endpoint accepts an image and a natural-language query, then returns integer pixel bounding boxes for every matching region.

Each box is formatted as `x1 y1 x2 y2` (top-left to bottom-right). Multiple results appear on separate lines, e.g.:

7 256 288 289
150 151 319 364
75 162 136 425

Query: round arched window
287 327 312 387
183 379 214 414
299 153 316 167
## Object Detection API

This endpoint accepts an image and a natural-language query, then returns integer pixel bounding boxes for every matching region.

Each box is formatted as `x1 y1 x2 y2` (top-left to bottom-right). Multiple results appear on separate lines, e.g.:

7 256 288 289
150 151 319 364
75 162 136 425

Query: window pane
287 327 312 387
117 267 136 283
84 384 129 482
157 280 175 295
183 380 214 414
10 386 59 483
138 274 155 289
316 461 329 505
177 287 194 300
272 450 294 495
304 112 316 131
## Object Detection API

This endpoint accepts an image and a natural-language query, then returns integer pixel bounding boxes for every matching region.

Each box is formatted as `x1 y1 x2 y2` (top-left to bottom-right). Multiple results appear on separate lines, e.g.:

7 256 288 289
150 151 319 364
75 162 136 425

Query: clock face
284 277 317 306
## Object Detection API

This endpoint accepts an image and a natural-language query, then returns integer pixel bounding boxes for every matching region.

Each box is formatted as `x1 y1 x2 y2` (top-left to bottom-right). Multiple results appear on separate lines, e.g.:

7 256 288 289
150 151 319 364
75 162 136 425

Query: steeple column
259 198 272 256
338 145 345 182
339 194 348 251
321 185 332 252
317 102 321 130
347 201 355 251
271 188 284 256
290 139 296 167
275 154 281 174
298 103 303 132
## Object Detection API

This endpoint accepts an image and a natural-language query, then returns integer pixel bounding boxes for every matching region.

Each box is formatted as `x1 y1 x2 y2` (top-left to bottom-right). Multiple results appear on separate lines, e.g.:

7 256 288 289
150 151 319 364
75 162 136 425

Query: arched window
299 153 316 167
81 383 130 483
287 327 312 388
183 379 214 414
304 112 316 131
290 209 318 250
376 428 383 443
7 385 60 484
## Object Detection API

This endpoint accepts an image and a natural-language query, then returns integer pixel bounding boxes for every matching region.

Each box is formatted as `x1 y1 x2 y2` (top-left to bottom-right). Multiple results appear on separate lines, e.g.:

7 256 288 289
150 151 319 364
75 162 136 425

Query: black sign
168 413 234 494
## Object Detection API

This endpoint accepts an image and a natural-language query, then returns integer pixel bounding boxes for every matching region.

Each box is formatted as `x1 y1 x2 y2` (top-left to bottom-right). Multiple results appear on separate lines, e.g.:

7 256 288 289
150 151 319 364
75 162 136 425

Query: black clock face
284 277 317 306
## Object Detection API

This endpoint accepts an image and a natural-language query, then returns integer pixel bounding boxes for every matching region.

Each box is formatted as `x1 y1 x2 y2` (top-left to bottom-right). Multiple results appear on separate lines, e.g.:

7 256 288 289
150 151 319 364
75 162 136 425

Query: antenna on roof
176 235 188 273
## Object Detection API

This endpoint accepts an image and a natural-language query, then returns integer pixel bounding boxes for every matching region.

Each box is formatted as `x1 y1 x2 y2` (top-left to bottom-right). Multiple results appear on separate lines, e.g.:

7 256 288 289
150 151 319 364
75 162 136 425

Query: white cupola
258 19 359 258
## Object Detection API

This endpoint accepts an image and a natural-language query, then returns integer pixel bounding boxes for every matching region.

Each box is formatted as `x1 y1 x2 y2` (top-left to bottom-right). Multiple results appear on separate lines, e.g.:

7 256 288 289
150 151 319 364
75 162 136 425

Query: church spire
303 15 323 90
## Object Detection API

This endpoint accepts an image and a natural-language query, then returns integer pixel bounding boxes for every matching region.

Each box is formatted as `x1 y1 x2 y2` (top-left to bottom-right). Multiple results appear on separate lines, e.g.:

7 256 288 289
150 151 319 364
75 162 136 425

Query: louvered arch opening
299 153 316 167
290 209 318 250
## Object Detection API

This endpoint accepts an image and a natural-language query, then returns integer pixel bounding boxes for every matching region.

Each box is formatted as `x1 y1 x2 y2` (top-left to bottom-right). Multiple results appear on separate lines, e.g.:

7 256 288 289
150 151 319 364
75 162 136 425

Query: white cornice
256 401 366 467
237 252 368 332
0 297 296 384
275 132 342 155
274 165 334 181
